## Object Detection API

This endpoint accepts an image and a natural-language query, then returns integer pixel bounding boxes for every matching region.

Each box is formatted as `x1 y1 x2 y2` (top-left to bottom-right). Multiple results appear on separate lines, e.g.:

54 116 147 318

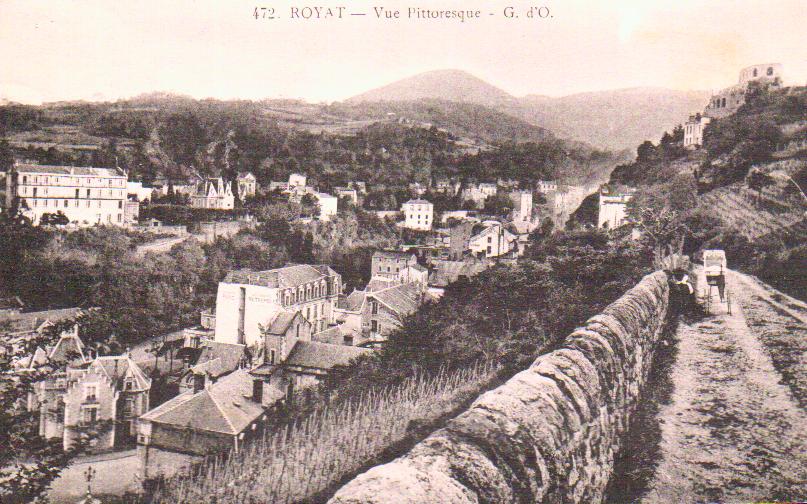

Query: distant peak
346 69 514 106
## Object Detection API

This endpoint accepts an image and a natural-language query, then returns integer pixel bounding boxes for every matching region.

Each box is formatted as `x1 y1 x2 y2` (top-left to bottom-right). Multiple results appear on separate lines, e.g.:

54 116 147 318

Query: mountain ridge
345 70 711 150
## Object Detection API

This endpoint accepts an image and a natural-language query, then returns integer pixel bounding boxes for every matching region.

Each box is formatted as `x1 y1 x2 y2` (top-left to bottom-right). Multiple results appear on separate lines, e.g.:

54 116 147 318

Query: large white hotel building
5 163 128 226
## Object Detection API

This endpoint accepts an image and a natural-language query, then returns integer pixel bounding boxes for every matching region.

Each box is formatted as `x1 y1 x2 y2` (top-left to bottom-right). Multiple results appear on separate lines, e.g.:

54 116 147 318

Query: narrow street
636 268 807 503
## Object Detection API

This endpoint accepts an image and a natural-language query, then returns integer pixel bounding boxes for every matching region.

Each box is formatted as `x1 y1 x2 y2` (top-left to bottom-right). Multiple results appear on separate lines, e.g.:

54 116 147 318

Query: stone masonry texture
329 271 670 504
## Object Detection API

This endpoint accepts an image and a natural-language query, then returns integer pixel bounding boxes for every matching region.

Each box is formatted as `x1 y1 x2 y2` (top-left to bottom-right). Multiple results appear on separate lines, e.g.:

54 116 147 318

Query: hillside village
1 60 806 503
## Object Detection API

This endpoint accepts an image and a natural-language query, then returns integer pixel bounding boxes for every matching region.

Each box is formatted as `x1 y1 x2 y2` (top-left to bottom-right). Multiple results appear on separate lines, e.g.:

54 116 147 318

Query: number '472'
254 7 276 19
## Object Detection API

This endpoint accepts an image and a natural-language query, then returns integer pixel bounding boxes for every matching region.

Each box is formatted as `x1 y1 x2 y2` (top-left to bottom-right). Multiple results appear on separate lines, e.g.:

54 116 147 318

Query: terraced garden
700 183 806 243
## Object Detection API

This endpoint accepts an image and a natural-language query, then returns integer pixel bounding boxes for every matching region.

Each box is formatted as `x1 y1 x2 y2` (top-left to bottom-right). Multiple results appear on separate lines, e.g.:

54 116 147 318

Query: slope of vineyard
699 182 806 243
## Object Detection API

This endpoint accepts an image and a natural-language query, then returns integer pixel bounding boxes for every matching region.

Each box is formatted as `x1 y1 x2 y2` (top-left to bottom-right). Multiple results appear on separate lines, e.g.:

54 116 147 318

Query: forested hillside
0 94 623 189
608 84 807 299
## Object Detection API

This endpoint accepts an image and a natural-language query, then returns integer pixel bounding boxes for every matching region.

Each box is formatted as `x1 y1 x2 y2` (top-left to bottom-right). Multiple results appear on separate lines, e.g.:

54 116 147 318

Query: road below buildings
48 449 140 503
608 267 807 503
134 234 190 256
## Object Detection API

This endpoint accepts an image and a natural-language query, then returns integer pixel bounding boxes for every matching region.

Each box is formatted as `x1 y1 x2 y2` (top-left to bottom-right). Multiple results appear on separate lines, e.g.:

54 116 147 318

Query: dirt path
636 268 807 503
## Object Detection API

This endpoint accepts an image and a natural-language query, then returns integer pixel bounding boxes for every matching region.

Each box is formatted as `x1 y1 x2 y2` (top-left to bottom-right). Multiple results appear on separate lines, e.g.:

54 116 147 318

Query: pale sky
1 0 805 104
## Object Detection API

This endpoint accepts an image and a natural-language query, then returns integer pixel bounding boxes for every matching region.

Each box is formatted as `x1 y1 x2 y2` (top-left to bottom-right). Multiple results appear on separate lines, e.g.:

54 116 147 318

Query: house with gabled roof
334 282 426 346
467 220 518 258
235 171 257 199
190 177 234 209
177 339 252 394
60 355 151 451
137 368 280 479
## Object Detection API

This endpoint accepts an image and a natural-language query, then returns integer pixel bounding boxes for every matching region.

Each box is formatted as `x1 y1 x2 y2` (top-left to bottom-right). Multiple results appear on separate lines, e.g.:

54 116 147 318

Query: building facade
5 164 128 226
190 177 234 209
401 199 433 230
598 187 634 229
509 191 533 223
213 265 342 347
371 251 418 279
467 221 518 258
705 63 783 119
236 172 257 199
61 355 151 451
313 192 338 220
535 180 558 193
684 114 712 148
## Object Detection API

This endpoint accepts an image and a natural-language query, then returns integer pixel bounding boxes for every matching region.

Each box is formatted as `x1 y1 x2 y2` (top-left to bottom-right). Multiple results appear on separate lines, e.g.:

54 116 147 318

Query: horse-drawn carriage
703 249 730 313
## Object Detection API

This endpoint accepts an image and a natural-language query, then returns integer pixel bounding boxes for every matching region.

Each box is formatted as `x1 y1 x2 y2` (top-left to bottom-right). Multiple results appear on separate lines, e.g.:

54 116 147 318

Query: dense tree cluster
318 229 650 400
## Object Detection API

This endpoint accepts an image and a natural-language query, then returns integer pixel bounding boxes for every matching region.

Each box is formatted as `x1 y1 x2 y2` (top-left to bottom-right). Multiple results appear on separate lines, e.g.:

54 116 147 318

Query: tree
300 193 320 218
746 168 775 205
40 211 70 227
636 141 657 163
0 322 92 502
483 193 515 217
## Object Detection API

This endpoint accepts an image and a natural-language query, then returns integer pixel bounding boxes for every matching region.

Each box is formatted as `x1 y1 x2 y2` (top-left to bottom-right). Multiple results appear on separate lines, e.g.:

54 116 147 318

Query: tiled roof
48 333 86 364
366 278 396 292
372 250 415 261
90 356 151 391
13 164 125 177
141 369 274 435
0 307 82 334
429 260 489 287
404 199 432 205
284 341 372 370
264 311 298 335
193 340 248 375
338 290 367 311
368 283 422 317
223 264 334 289
410 263 428 272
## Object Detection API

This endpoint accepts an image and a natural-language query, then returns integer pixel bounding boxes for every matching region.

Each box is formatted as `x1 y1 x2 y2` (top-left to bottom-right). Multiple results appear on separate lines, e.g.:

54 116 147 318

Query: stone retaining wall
329 271 670 504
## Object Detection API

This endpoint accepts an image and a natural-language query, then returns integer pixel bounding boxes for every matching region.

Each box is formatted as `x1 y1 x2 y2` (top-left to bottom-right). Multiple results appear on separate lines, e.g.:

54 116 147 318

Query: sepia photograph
0 1 805 502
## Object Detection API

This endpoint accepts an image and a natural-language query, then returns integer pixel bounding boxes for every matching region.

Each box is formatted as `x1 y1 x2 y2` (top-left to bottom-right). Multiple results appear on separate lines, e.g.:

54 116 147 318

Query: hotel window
371 301 379 315
85 385 97 402
270 349 276 364
371 320 378 332
118 200 123 209
22 175 27 184
75 189 80 198
64 200 69 207
86 188 91 198
33 187 37 197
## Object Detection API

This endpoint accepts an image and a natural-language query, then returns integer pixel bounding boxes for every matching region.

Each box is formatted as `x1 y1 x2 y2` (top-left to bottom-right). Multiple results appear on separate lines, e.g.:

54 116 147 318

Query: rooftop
0 307 83 334
13 164 125 177
404 199 432 205
89 355 151 391
284 340 372 370
223 264 338 289
264 310 299 335
338 290 368 312
373 250 415 261
141 369 277 435
368 283 423 316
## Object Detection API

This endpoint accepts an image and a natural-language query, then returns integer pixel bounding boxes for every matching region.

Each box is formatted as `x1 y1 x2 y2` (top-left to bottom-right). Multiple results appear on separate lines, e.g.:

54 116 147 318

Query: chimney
193 373 205 393
252 379 263 404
